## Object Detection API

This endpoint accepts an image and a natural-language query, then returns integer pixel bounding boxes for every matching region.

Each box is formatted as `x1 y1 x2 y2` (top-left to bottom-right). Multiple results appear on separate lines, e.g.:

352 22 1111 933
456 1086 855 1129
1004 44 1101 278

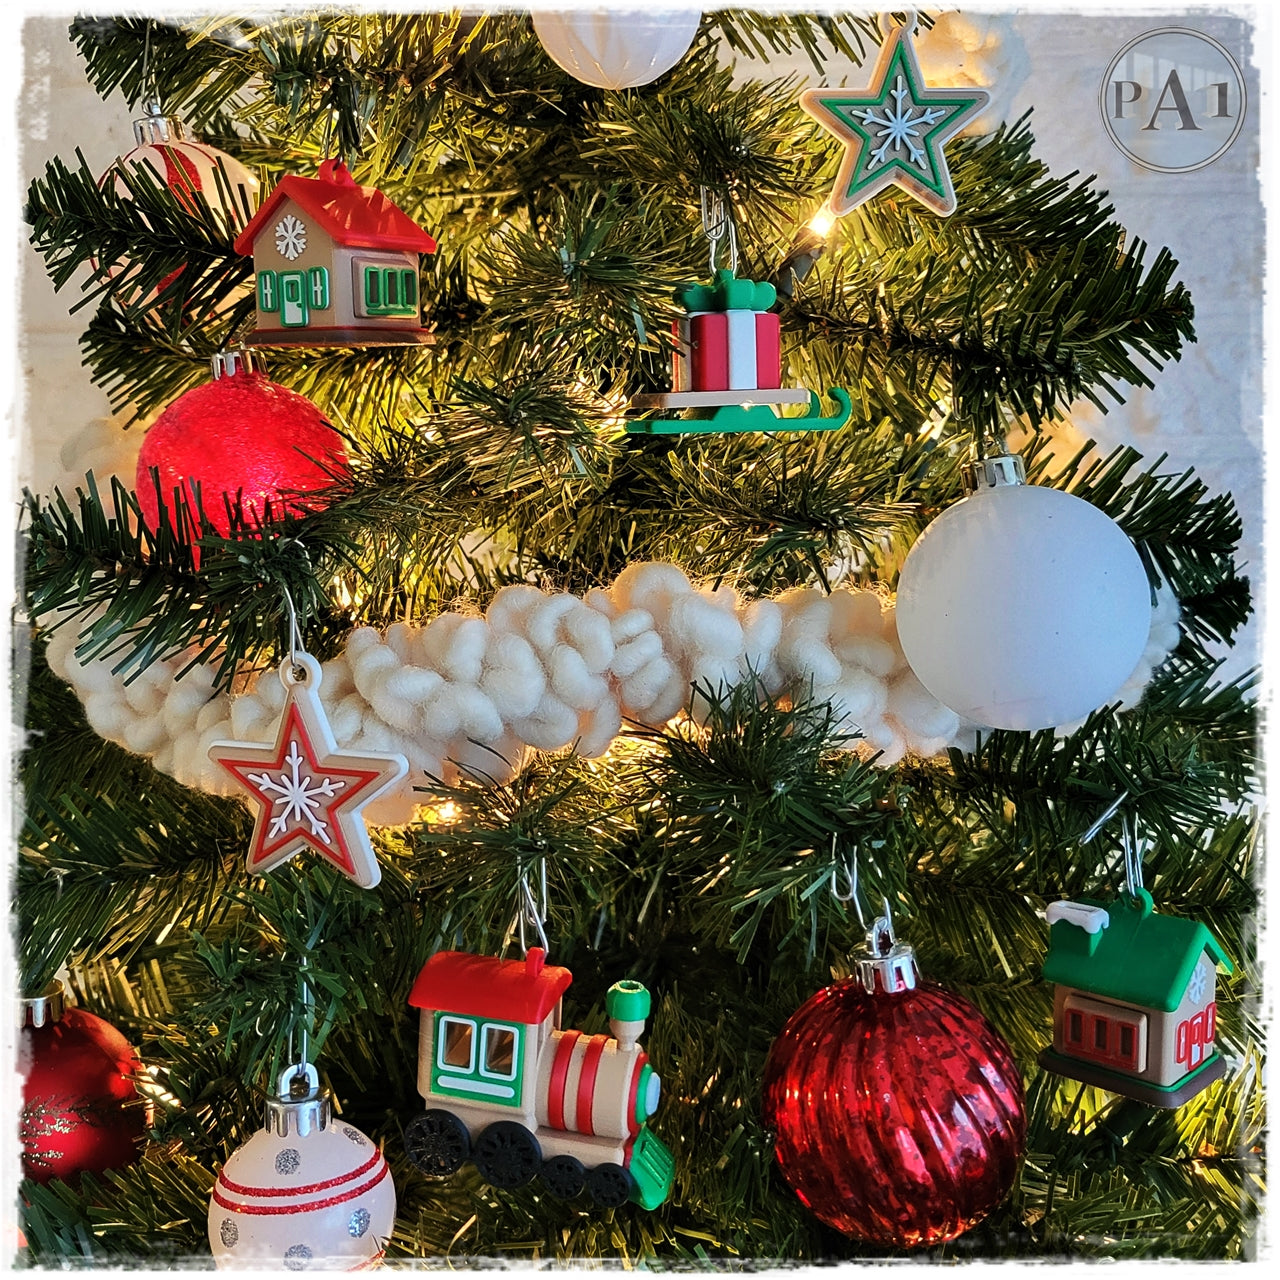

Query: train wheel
405 1109 470 1177
541 1154 586 1201
586 1162 634 1208
473 1121 542 1189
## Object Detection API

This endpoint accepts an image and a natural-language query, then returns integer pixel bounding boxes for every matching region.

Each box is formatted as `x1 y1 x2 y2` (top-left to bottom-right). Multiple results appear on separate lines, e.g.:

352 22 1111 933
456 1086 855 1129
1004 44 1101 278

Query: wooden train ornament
234 159 437 347
1040 890 1234 1108
404 948 675 1209
628 268 852 435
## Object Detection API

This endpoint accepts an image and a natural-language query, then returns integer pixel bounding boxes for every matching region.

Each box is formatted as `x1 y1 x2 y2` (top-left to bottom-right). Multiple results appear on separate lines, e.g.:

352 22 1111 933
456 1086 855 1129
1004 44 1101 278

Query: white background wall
10 6 1266 681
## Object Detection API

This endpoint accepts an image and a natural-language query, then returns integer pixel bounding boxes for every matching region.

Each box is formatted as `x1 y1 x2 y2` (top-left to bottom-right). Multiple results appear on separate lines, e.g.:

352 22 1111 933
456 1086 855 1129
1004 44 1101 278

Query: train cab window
438 1016 475 1071
481 1025 517 1080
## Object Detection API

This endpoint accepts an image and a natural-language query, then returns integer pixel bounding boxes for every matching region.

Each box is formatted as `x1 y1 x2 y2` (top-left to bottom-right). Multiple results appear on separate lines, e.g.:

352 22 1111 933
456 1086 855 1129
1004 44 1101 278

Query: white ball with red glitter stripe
99 105 258 296
209 1065 395 1271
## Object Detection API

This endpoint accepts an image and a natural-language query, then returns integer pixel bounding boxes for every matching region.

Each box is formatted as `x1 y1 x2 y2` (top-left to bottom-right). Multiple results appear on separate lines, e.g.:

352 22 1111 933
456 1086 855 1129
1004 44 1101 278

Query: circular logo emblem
1100 27 1245 173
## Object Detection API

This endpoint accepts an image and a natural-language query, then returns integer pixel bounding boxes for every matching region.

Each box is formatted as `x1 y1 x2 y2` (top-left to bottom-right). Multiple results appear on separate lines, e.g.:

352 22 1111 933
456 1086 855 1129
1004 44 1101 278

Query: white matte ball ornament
532 10 701 89
209 1065 395 1271
895 459 1152 731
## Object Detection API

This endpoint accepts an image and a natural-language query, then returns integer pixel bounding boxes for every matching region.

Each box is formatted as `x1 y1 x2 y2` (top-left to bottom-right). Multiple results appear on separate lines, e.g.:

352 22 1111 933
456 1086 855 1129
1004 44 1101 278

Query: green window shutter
308 267 330 310
279 271 309 328
257 270 278 313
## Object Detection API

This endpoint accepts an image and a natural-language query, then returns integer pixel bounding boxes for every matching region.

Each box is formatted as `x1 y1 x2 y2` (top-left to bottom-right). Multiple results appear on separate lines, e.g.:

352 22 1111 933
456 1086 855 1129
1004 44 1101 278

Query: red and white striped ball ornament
209 1064 395 1271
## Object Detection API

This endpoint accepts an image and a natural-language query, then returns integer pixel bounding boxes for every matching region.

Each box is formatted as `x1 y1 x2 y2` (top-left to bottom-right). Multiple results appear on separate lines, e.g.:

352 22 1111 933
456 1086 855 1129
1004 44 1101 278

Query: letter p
1112 81 1143 118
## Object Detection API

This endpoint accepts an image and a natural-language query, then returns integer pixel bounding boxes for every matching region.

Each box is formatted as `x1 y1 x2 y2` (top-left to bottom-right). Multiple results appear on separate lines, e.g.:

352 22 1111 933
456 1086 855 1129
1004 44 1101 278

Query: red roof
234 158 437 256
409 948 572 1024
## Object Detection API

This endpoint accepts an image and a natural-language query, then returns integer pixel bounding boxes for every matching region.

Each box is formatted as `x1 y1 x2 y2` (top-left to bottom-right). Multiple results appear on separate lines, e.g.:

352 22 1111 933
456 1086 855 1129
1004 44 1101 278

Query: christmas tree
17 8 1260 1265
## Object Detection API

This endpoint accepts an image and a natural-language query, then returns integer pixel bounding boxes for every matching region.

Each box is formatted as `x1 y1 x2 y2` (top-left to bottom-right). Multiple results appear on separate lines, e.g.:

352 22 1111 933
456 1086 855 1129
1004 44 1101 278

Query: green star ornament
800 21 990 218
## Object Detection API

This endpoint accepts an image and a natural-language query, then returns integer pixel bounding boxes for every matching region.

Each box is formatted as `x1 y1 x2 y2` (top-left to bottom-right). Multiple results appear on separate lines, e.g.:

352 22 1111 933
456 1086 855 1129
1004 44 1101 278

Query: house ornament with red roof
1040 889 1233 1108
233 158 437 346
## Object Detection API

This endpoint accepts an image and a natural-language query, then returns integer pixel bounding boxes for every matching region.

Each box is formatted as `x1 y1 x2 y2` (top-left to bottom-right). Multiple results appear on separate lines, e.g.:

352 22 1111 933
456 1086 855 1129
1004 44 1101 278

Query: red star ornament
799 19 990 218
209 655 407 889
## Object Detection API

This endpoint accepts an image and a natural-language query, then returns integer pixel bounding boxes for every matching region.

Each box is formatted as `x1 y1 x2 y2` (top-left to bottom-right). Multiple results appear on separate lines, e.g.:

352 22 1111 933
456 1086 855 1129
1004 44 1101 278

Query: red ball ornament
136 353 348 537
761 914 1026 1249
19 982 150 1185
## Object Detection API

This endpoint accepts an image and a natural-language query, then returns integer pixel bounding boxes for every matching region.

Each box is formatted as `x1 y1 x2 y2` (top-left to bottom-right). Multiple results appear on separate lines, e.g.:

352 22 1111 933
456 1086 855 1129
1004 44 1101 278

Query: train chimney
606 979 651 1050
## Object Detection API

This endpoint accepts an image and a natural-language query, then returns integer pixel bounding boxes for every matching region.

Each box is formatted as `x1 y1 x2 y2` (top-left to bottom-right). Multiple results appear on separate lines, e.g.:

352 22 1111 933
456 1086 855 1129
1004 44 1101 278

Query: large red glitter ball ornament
136 360 348 537
761 920 1026 1248
19 984 150 1185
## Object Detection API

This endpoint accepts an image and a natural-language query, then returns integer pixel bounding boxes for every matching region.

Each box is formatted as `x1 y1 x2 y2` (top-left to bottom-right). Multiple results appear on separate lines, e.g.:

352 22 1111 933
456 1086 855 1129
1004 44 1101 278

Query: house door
279 271 308 327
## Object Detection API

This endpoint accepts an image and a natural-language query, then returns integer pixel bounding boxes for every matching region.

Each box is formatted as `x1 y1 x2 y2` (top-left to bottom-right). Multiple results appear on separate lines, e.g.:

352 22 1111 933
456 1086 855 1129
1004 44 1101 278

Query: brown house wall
1052 962 1218 1089
250 197 422 331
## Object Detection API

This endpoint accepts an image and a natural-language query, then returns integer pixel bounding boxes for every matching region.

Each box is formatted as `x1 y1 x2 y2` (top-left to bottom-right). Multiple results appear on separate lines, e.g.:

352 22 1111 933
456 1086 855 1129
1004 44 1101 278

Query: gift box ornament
630 263 850 435
672 270 782 394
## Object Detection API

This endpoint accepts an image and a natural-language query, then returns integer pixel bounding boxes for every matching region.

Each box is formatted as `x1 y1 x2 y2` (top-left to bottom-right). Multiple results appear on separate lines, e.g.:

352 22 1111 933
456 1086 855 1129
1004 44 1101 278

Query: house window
1062 993 1147 1073
356 261 419 318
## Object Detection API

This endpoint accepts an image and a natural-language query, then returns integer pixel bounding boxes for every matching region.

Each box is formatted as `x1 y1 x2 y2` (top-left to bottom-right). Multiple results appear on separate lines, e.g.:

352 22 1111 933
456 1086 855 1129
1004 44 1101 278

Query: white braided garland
43 563 1181 828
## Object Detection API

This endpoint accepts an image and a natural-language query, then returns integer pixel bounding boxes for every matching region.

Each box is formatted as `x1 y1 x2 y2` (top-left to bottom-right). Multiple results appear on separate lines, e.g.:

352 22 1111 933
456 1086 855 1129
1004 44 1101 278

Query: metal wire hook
699 186 739 276
1080 790 1129 845
141 21 155 109
1121 811 1146 898
829 835 867 928
515 859 550 957
1080 790 1145 899
278 579 305 672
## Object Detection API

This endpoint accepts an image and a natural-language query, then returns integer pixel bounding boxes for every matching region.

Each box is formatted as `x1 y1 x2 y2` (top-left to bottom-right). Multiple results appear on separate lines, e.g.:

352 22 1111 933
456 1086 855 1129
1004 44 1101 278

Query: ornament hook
829 836 867 928
515 859 550 958
1080 790 1146 900
699 185 738 277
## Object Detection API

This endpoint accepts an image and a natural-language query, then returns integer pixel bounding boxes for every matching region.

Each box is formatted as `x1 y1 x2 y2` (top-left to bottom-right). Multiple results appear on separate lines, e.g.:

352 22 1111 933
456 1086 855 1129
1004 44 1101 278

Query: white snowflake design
1186 958 1210 1004
249 740 346 843
854 75 947 173
275 214 308 260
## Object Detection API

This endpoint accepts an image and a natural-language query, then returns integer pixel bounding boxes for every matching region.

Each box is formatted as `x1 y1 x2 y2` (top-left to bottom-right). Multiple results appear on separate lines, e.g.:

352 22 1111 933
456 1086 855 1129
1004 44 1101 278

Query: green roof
1042 890 1232 1012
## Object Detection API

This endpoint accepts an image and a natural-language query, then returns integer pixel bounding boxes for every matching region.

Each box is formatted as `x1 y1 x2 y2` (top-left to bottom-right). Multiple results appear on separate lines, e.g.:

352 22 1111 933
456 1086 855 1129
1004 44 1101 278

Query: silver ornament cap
961 452 1027 494
132 99 186 146
856 907 918 995
20 979 66 1029
264 1062 331 1139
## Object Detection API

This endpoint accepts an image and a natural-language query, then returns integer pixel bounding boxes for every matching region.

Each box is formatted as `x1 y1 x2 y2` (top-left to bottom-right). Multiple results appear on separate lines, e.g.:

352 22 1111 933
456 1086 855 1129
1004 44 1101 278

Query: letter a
1142 69 1201 131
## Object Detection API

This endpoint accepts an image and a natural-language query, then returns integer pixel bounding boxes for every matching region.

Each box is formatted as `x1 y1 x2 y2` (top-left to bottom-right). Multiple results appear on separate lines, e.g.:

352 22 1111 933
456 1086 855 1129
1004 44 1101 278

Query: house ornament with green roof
1040 890 1232 1108
234 158 437 347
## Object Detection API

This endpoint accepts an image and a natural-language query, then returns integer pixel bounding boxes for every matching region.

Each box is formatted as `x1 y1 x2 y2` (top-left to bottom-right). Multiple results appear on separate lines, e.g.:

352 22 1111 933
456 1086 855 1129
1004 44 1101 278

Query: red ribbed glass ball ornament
136 366 348 537
761 957 1025 1248
20 985 150 1185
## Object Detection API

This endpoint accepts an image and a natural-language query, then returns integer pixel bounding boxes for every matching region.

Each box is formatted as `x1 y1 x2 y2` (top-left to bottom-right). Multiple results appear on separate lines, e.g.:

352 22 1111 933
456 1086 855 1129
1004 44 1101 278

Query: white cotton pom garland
44 564 1180 827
